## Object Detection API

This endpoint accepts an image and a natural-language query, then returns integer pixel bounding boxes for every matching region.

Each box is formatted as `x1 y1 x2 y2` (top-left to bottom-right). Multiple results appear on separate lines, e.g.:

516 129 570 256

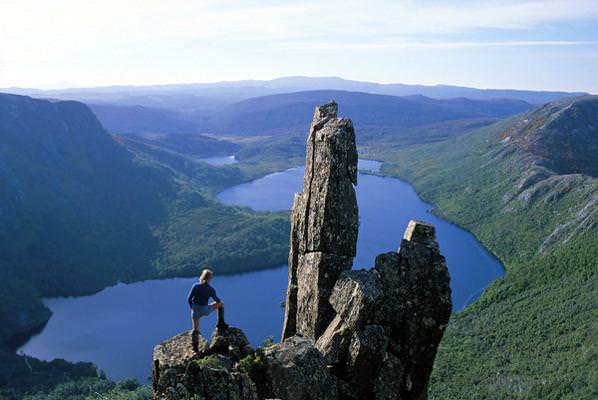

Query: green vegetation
195 355 228 370
3 91 595 399
124 139 291 278
364 98 597 399
119 132 240 158
239 342 272 398
22 378 152 400
0 94 291 399
234 134 306 174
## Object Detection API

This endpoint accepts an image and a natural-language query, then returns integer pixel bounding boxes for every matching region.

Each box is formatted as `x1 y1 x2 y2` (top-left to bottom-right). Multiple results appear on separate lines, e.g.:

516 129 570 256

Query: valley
0 84 595 399
20 162 503 383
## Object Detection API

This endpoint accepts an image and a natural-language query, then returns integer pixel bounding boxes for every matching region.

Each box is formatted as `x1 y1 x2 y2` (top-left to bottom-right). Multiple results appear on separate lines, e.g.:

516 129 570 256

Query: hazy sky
1 0 597 92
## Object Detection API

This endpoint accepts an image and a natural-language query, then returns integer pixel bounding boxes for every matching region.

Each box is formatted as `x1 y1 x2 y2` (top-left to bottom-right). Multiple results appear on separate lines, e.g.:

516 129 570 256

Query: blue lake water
198 155 238 165
218 165 504 308
357 158 382 172
20 269 287 384
19 159 503 384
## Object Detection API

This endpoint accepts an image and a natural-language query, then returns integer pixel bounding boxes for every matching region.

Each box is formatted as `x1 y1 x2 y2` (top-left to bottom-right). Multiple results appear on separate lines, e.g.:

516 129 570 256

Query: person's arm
211 286 221 303
187 284 196 308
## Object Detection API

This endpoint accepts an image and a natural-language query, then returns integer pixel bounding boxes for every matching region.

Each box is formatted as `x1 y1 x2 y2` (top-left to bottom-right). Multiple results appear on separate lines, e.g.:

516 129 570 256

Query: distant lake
198 155 238 165
20 159 503 384
358 158 382 173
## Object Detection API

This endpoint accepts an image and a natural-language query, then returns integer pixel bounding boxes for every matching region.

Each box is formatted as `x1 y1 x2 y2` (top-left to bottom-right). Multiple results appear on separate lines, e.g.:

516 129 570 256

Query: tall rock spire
282 101 359 340
152 102 452 400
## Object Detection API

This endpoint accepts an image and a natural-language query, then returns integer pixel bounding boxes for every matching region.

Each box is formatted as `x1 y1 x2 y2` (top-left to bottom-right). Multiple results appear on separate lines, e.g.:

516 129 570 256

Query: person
187 268 225 337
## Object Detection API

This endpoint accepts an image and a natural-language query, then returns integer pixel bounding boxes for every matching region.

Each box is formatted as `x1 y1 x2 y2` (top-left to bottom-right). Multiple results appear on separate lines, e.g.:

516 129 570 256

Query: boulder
373 352 403 400
262 335 338 400
210 325 251 361
294 252 354 339
315 270 383 365
179 360 257 400
378 220 451 400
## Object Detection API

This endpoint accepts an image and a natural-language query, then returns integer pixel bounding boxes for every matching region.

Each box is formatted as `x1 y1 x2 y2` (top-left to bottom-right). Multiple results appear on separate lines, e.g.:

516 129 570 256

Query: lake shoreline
18 157 507 383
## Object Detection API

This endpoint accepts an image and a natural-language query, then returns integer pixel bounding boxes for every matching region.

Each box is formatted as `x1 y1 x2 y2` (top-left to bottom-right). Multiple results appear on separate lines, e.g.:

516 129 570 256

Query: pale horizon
1 0 598 93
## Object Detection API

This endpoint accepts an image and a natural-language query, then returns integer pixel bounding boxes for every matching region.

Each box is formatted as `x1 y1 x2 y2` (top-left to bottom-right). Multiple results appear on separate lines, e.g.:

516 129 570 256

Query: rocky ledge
152 102 452 400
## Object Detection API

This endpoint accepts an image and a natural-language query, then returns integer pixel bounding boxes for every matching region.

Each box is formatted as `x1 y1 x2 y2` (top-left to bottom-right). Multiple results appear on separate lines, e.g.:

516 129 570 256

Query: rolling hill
207 90 532 137
88 103 201 135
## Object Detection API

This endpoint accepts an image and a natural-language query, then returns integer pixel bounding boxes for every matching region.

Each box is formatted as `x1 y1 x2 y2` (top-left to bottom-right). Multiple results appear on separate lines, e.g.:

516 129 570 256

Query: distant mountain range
49 90 535 139
5 76 588 105
4 77 586 141
208 90 533 136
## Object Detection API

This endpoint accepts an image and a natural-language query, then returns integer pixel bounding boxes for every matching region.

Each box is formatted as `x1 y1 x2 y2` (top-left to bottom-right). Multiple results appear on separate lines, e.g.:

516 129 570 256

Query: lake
198 155 238 165
19 159 503 383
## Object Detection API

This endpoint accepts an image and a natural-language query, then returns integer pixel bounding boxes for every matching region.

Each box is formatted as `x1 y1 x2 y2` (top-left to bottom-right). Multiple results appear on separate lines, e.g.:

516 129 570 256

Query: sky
1 0 597 92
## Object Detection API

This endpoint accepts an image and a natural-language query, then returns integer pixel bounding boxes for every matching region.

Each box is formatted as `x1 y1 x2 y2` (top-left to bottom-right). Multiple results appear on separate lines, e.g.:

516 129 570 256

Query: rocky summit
151 102 452 400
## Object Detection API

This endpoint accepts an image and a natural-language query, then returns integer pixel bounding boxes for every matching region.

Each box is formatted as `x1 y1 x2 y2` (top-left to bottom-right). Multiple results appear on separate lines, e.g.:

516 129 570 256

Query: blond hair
199 268 213 284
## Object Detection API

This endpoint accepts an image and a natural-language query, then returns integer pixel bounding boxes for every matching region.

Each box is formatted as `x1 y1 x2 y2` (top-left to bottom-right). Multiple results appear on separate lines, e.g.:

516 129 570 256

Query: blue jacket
187 282 220 307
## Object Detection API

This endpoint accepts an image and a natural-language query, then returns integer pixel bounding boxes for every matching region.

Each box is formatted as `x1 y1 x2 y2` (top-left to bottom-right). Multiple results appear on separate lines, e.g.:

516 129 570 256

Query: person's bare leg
192 318 199 333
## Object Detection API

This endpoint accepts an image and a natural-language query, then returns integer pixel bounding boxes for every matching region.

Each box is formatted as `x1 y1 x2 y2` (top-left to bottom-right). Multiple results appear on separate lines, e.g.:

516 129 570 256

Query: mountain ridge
207 90 533 137
3 76 588 104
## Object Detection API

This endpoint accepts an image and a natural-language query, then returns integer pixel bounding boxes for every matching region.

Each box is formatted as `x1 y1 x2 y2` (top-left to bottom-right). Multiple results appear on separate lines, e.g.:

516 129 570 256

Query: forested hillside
364 96 598 399
0 94 290 399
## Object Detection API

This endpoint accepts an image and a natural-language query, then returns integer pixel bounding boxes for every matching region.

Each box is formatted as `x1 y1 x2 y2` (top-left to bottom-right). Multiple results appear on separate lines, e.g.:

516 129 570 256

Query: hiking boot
216 322 229 331
191 330 201 351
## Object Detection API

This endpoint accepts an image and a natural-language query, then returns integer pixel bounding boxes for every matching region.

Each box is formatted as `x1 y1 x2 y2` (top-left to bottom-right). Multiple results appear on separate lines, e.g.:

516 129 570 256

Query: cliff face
152 103 452 400
0 93 169 345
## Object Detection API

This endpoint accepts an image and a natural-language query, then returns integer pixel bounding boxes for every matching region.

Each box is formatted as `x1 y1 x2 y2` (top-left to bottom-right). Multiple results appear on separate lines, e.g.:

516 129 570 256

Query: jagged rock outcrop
151 103 452 400
314 221 452 399
282 101 359 340
153 328 258 400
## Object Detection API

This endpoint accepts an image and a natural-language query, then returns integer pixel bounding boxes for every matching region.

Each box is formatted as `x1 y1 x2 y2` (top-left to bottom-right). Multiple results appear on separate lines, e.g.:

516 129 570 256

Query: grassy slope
125 141 292 277
364 116 597 399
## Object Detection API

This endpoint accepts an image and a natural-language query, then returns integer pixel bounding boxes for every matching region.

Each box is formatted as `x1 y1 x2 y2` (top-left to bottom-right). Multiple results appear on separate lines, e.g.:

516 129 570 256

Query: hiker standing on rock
187 268 227 339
